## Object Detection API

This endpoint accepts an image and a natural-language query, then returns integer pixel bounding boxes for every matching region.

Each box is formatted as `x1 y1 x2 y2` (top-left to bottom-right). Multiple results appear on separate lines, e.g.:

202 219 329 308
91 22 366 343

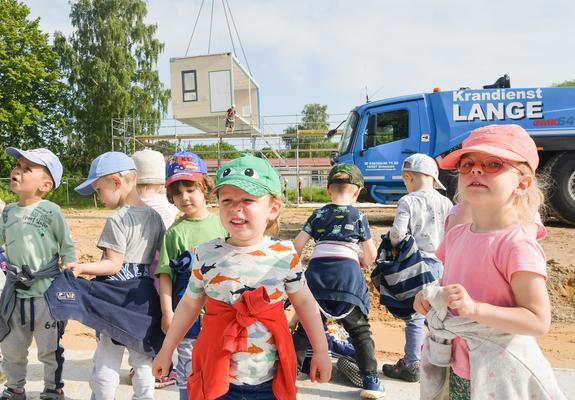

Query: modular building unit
170 52 261 134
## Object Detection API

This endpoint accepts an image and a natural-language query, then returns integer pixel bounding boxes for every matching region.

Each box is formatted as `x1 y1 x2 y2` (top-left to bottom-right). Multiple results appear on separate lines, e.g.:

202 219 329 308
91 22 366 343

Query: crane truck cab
333 83 575 224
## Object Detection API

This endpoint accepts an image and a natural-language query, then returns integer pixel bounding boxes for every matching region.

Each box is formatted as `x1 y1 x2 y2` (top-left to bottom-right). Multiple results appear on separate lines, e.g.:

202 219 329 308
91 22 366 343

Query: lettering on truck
452 88 543 122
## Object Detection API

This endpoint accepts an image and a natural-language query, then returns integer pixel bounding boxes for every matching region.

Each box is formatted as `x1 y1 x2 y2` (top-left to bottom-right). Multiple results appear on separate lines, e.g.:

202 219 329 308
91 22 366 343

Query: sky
23 0 575 127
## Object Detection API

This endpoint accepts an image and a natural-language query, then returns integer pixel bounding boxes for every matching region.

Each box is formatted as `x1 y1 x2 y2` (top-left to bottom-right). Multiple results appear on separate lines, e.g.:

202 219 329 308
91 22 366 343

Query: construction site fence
0 169 333 209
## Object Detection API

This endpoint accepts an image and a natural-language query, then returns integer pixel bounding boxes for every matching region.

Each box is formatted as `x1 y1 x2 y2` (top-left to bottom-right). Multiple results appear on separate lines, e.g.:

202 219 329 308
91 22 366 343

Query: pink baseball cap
440 124 539 172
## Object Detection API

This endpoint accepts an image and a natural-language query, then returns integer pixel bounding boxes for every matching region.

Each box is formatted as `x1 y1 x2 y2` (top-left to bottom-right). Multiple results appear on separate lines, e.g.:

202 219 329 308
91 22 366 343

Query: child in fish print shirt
153 154 331 400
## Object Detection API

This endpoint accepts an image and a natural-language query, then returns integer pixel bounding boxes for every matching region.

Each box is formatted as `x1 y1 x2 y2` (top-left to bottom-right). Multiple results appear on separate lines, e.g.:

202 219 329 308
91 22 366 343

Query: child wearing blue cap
155 151 227 399
153 154 331 400
0 147 76 400
68 151 165 400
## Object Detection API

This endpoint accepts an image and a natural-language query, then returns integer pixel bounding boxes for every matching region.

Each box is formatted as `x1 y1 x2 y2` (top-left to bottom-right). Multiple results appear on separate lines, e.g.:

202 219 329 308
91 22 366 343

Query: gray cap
402 154 446 190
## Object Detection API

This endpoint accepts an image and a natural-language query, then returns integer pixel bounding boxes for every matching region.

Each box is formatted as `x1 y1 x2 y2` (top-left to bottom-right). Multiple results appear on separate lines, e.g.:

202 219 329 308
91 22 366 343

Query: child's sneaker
0 388 26 400
382 358 420 382
39 388 64 400
360 375 386 399
154 370 177 389
336 357 363 388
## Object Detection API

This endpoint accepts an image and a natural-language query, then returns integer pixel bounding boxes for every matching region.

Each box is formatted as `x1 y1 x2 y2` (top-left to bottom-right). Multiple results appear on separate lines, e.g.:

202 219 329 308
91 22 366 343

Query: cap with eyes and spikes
213 154 281 197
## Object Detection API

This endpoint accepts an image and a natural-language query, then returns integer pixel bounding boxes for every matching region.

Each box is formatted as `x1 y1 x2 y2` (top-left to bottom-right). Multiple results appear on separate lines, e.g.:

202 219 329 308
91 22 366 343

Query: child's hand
161 311 174 334
308 351 332 383
413 291 431 315
444 284 477 317
152 348 173 378
64 263 83 278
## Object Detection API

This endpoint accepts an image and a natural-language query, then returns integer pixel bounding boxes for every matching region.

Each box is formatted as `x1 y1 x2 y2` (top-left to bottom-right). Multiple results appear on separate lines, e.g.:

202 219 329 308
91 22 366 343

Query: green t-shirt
156 212 227 278
0 200 76 298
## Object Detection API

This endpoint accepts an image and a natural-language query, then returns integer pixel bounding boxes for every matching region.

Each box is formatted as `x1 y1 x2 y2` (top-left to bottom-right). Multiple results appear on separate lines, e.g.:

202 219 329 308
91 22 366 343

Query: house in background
170 52 261 134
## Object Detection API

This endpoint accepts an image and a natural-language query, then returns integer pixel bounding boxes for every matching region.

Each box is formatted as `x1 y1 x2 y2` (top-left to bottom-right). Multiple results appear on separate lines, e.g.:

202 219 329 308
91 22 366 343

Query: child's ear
110 174 122 188
268 197 282 219
515 174 533 195
38 179 53 194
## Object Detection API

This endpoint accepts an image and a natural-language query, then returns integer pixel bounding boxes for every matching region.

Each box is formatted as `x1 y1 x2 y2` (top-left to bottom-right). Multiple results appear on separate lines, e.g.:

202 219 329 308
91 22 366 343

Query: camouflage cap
327 163 364 188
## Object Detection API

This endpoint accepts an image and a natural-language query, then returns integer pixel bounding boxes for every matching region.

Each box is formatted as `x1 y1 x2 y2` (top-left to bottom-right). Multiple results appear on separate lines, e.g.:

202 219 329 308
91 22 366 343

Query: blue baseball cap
75 152 136 195
165 152 208 186
6 147 63 189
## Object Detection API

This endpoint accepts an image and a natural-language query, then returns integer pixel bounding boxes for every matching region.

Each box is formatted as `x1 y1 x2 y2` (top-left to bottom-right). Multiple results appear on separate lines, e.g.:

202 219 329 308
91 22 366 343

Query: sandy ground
60 206 575 370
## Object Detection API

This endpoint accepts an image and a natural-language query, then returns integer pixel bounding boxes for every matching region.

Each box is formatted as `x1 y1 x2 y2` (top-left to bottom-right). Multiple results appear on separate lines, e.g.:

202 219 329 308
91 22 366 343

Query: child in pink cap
414 124 556 399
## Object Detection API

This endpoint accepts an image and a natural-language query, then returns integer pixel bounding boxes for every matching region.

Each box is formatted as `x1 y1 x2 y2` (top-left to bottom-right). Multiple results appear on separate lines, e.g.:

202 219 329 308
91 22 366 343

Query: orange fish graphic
209 273 241 285
269 242 291 252
193 269 203 281
247 250 267 257
266 337 275 345
289 253 300 269
269 288 283 300
246 344 264 354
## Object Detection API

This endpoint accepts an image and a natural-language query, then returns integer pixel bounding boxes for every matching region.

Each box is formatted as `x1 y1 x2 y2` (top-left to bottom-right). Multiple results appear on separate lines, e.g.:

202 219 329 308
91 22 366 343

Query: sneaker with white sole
39 389 64 400
0 388 26 400
360 375 386 399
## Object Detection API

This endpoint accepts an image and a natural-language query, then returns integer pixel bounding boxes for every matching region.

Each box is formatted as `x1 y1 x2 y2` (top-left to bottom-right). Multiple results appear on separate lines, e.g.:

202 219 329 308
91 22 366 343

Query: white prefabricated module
170 52 260 134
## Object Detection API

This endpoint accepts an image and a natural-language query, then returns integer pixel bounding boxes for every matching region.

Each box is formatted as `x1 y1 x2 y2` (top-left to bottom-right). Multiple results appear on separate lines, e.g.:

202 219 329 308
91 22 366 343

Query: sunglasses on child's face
456 156 523 175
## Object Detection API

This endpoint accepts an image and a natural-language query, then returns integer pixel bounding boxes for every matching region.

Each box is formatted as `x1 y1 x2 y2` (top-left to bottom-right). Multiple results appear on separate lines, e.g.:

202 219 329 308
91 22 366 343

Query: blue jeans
216 381 276 400
403 258 443 364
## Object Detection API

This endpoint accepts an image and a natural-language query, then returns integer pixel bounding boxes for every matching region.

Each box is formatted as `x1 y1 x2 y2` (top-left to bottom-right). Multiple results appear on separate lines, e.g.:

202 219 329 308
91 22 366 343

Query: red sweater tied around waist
187 286 297 400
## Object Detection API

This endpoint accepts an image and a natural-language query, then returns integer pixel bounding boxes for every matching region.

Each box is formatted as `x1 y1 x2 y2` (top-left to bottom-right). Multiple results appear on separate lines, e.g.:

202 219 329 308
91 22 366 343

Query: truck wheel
546 151 575 226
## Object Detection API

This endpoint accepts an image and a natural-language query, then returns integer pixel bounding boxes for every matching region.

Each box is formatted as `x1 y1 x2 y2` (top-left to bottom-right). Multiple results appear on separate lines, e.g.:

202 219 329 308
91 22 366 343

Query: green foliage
553 79 575 87
282 103 337 158
0 0 68 151
301 187 330 203
187 141 240 160
300 103 329 131
54 0 170 172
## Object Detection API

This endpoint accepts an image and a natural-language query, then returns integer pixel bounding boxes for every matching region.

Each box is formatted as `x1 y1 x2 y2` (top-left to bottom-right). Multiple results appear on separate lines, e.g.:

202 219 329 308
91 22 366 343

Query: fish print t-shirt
187 236 304 385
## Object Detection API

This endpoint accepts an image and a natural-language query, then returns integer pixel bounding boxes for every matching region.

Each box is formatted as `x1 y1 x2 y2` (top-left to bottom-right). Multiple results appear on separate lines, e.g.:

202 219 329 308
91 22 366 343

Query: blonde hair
264 194 282 237
100 170 137 186
514 163 546 224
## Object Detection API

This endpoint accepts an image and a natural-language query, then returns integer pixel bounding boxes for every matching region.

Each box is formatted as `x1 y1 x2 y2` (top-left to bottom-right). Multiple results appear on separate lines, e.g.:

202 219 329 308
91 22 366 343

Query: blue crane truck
331 83 575 224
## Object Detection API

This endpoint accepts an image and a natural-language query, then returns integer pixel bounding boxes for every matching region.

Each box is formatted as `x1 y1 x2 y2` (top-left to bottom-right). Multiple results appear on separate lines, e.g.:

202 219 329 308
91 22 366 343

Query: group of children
0 123 565 399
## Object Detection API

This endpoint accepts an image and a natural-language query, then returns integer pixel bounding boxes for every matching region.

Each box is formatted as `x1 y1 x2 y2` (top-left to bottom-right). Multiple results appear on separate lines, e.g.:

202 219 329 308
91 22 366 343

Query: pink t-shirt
436 224 548 379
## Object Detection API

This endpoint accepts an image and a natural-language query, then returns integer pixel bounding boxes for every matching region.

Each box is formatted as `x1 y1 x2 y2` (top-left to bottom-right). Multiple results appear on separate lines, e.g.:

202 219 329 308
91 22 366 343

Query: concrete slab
8 350 574 399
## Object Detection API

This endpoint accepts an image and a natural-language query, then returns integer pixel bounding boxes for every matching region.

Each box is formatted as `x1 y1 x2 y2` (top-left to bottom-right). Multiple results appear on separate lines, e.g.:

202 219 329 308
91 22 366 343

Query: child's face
91 175 122 209
457 152 530 209
217 185 281 247
10 157 52 198
171 182 207 218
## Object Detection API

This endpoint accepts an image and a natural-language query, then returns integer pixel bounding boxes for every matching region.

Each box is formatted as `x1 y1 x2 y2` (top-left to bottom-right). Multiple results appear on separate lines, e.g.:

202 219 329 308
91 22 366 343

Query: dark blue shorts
216 380 275 400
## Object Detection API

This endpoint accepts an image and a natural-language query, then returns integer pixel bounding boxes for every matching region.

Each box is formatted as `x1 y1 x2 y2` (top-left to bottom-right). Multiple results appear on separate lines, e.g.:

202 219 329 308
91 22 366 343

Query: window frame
364 109 409 149
182 70 198 102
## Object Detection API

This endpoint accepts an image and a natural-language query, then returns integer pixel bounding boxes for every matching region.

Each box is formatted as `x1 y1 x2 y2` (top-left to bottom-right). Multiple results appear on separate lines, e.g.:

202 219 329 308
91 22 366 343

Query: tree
187 141 241 160
54 0 169 171
283 103 337 158
553 79 575 87
0 0 68 168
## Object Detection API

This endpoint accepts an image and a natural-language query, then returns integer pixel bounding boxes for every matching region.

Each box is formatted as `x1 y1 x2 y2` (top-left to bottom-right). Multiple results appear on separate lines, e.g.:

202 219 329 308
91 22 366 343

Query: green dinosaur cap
214 154 282 197
327 163 364 188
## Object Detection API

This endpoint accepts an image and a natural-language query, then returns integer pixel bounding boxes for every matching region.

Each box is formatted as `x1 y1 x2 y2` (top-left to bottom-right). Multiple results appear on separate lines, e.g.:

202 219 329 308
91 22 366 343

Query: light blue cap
75 151 136 195
6 147 63 189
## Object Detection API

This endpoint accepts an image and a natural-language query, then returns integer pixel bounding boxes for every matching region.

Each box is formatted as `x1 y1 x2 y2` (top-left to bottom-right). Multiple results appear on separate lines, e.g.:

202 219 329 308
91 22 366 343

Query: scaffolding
110 113 346 189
